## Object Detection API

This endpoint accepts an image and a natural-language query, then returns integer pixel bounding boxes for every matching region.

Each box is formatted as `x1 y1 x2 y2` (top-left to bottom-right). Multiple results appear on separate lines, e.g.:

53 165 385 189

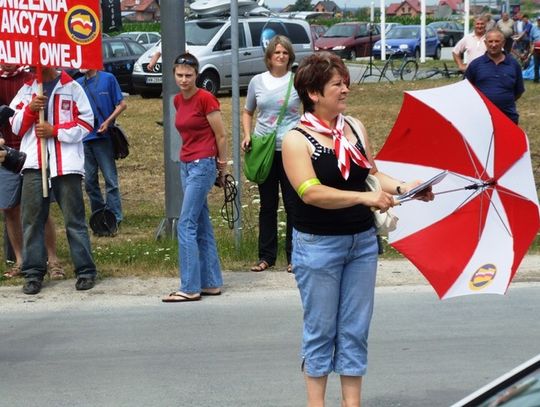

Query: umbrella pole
398 184 493 204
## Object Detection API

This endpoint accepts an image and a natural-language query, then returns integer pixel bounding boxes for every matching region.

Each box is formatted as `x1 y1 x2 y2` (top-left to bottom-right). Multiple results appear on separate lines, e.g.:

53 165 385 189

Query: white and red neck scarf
0 65 27 78
300 112 371 179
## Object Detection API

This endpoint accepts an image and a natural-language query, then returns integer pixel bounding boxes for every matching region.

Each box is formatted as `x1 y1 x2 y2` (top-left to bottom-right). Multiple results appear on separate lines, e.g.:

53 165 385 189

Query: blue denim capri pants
292 227 378 377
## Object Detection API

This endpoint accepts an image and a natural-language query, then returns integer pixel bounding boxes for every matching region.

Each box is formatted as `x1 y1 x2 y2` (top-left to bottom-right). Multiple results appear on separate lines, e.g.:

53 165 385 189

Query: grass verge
1 78 539 283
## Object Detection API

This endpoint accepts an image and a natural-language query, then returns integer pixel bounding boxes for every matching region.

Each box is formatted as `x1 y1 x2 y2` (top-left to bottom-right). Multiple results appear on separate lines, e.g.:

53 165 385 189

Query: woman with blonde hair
242 35 301 273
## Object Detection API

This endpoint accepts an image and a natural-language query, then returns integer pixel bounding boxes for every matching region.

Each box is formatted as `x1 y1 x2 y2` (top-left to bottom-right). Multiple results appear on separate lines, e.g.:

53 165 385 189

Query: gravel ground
1 255 540 312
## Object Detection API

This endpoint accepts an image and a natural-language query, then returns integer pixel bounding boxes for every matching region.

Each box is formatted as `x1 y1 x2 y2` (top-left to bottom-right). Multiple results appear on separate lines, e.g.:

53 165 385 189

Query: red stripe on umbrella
376 80 540 298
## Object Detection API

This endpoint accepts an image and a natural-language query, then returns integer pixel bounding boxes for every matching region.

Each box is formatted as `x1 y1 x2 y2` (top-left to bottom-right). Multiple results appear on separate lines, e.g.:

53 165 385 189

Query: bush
108 21 161 36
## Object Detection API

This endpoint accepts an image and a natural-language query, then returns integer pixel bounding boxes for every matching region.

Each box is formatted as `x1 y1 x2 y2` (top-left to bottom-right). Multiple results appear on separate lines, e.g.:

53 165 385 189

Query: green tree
520 0 536 15
290 0 313 11
355 7 371 21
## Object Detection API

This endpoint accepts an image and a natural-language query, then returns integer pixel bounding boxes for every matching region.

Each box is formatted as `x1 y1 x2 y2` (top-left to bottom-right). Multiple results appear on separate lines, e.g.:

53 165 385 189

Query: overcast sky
265 0 438 10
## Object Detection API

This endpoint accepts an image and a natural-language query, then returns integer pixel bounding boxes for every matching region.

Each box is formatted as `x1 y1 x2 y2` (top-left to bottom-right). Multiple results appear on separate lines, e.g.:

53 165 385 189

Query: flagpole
35 63 48 198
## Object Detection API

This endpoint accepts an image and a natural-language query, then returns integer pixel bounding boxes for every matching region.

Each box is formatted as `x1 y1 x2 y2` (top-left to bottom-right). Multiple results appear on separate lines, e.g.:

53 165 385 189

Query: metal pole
420 0 426 63
464 0 470 64
381 0 387 60
231 0 242 248
156 0 185 239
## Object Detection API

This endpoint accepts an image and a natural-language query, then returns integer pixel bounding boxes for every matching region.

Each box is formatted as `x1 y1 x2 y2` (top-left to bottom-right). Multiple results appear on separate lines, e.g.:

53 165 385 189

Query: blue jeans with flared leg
293 227 378 377
84 137 123 223
177 157 223 294
21 170 96 282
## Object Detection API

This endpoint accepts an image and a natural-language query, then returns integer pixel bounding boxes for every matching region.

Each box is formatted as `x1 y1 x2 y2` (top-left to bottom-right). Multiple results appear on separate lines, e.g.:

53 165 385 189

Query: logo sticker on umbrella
376 80 540 299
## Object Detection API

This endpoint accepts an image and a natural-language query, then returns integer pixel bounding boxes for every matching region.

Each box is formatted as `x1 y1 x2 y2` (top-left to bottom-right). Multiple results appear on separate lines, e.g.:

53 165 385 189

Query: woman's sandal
3 264 22 278
48 262 66 280
287 264 293 273
162 292 201 303
250 260 271 272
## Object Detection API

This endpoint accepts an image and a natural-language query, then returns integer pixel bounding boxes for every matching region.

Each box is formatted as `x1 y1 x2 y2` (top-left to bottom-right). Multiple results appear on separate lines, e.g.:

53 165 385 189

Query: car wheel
140 90 162 98
448 37 455 47
349 49 357 60
433 46 441 60
414 48 420 60
197 71 220 95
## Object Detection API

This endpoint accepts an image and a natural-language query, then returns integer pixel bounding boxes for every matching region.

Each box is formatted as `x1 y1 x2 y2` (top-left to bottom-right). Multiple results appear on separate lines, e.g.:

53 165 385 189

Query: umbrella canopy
376 80 540 299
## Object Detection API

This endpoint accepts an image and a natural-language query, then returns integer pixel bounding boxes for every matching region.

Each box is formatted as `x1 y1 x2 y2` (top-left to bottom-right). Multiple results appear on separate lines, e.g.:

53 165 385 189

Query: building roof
121 0 156 12
314 1 341 12
386 0 421 14
438 0 462 12
386 3 401 14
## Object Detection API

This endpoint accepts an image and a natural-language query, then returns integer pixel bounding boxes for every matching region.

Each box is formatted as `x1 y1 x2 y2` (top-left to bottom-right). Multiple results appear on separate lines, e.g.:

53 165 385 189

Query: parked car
314 22 380 60
372 25 441 59
427 21 464 47
117 31 161 49
132 17 314 97
378 22 402 34
310 24 327 41
102 37 147 93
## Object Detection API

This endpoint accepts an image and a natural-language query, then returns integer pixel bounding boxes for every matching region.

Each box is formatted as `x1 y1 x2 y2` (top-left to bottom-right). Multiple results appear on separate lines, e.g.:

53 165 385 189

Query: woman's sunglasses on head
175 57 197 66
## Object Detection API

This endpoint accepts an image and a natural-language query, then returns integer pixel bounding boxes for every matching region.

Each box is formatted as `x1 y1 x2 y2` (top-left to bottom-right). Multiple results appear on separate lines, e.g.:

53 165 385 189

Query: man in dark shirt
465 29 525 124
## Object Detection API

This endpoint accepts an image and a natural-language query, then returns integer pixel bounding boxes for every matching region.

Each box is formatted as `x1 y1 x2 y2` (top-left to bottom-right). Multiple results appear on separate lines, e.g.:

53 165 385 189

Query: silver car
132 17 314 98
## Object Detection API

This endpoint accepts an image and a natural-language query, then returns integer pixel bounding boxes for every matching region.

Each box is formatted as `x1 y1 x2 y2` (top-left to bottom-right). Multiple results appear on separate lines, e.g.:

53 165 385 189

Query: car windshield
119 33 139 40
185 21 225 45
387 27 419 39
324 24 356 38
429 22 446 29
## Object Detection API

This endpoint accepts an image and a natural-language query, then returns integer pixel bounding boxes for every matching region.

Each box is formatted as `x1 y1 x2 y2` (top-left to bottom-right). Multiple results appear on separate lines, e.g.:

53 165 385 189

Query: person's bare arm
241 109 254 152
207 110 227 170
452 51 467 72
98 100 127 133
282 128 395 211
147 51 161 71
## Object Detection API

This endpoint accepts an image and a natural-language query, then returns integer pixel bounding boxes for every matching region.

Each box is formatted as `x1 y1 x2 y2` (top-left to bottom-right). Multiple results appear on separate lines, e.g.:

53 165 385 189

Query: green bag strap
275 73 294 130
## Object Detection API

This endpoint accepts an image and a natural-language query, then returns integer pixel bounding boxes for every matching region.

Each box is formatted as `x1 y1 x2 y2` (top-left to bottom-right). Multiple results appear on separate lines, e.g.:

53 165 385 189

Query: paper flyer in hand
397 170 448 201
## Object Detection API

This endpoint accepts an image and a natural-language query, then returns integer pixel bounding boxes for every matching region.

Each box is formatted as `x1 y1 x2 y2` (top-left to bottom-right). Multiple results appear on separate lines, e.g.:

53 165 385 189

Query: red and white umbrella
376 80 540 299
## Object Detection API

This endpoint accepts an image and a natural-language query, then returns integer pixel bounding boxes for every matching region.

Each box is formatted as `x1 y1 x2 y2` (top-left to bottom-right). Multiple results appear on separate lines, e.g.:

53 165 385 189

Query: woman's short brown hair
294 52 350 113
173 52 199 75
264 35 295 71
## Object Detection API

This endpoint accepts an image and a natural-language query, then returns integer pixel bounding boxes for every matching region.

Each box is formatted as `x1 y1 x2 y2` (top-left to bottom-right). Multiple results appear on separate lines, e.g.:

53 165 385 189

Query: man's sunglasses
175 57 197 66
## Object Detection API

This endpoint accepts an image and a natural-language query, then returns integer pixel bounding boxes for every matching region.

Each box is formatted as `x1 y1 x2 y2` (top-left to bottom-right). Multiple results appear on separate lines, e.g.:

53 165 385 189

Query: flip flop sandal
3 264 22 278
162 292 201 303
287 264 293 273
201 290 222 296
250 260 271 272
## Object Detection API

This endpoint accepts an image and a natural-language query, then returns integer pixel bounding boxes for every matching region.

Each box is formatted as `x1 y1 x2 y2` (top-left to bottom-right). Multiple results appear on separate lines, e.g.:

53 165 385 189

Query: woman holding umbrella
282 51 433 406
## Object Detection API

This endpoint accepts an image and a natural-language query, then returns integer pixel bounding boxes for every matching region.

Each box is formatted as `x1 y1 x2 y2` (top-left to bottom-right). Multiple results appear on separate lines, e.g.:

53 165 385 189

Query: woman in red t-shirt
162 53 227 303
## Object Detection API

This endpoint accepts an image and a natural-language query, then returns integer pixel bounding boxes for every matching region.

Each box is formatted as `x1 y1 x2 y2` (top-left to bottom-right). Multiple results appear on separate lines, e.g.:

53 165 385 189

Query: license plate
146 76 162 84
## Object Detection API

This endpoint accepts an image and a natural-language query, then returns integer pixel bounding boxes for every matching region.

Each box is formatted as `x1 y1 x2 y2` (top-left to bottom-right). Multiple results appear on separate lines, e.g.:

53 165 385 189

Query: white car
117 31 161 50
132 17 314 98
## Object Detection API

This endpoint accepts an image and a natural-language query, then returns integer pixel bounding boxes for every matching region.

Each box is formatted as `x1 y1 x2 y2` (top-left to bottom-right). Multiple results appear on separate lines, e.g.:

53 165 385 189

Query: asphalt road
1 282 539 407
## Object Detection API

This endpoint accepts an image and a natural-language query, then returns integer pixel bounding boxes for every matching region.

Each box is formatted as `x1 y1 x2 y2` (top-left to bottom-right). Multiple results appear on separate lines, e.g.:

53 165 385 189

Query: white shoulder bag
345 116 399 236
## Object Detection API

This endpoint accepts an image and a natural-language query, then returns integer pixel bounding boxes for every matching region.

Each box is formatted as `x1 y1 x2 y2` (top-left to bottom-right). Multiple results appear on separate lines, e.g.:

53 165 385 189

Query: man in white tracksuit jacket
10 67 97 295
